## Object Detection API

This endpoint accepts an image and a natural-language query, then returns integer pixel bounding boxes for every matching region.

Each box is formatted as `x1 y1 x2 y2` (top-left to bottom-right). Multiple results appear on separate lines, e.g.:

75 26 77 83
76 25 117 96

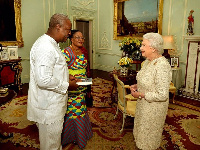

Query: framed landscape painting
113 0 164 40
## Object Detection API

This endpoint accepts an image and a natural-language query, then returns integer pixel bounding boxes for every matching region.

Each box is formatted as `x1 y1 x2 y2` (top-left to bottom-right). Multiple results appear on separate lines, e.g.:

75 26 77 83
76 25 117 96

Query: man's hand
68 79 78 91
69 75 77 81
68 75 78 91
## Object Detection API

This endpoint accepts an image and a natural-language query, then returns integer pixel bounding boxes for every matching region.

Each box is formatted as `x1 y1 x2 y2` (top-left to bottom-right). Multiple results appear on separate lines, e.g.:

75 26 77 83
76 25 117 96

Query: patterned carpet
0 78 200 150
91 77 114 107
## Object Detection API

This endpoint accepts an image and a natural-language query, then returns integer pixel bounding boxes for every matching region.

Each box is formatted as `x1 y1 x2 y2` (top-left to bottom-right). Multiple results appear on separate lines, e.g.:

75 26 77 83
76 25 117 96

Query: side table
0 57 23 92
172 67 182 91
131 60 143 71
109 69 137 103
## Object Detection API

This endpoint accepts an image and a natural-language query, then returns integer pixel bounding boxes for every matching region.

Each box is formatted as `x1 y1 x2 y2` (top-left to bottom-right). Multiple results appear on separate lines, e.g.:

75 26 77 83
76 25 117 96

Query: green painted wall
18 0 200 89
19 0 69 83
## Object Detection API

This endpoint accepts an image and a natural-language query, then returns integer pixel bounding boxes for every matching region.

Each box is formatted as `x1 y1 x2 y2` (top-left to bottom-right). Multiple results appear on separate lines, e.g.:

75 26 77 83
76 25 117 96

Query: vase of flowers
119 37 142 59
118 55 133 76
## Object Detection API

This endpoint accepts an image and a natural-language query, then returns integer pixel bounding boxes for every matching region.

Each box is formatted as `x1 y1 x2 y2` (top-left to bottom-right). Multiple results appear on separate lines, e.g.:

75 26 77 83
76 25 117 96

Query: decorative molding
71 6 95 17
67 0 69 15
48 0 51 20
60 0 69 15
53 0 55 14
96 51 121 57
97 0 112 50
180 0 188 57
43 0 46 32
71 6 96 69
77 0 94 7
100 31 110 49
183 35 200 41
167 0 172 35
43 0 57 32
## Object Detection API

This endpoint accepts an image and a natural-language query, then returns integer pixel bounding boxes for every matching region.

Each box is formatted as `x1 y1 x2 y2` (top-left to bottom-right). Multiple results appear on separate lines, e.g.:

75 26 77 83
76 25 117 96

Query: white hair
143 33 164 55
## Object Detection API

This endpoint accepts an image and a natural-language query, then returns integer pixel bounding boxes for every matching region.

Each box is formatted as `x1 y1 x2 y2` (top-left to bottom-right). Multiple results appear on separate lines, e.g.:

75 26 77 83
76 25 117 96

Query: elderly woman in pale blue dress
130 33 172 150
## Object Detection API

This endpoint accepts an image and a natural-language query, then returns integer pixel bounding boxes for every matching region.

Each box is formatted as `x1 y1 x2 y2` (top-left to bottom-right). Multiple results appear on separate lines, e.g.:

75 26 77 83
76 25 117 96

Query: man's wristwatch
138 92 142 99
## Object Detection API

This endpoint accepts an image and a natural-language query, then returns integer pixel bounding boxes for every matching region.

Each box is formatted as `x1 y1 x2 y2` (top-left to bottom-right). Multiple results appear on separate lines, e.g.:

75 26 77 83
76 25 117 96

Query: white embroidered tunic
27 34 69 124
133 56 172 150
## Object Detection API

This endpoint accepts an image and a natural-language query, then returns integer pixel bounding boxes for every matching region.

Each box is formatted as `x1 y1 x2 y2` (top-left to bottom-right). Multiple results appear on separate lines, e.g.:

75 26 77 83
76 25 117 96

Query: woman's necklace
70 45 80 53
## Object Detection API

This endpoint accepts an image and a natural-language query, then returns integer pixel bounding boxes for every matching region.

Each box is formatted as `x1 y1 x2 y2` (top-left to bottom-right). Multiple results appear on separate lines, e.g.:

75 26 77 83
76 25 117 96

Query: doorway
75 20 93 69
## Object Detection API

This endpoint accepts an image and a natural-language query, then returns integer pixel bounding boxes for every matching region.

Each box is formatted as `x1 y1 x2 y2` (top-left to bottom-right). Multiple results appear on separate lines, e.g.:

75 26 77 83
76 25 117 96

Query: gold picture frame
113 0 164 40
0 0 24 47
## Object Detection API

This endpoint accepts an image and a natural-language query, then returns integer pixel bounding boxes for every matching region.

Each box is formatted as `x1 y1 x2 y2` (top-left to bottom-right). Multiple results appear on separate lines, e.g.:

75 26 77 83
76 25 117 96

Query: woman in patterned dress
61 30 93 149
130 33 172 150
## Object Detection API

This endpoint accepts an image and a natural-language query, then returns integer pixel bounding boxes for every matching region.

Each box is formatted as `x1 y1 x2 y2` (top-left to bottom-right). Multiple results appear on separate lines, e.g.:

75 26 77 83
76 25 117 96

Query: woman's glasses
74 36 85 40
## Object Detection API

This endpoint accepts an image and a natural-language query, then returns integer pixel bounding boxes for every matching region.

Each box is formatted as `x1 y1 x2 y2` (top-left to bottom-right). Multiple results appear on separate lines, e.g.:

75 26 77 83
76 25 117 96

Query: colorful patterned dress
61 47 93 148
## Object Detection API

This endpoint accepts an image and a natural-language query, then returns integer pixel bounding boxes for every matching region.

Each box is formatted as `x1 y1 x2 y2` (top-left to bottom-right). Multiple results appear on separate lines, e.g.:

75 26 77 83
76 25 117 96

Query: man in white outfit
27 13 78 150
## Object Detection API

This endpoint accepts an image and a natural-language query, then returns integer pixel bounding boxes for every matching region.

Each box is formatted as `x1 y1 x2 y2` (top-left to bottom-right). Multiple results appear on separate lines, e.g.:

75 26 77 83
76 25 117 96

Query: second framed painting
170 57 179 67
7 46 18 59
113 0 164 40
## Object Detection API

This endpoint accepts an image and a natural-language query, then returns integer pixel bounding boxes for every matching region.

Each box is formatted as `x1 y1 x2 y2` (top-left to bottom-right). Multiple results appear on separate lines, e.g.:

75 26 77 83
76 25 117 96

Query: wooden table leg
172 91 176 103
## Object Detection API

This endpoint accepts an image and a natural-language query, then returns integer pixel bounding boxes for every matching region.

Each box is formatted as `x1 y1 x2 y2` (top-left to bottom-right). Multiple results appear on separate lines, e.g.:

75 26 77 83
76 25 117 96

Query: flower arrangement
119 37 142 56
118 56 133 68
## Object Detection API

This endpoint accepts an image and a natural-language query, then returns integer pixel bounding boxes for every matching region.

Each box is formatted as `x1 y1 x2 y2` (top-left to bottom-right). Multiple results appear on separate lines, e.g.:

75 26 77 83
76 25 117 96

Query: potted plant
119 37 142 60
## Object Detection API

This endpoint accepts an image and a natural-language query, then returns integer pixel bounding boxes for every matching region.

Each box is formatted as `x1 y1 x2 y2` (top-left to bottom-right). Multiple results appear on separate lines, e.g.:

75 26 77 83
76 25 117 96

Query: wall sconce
162 35 176 62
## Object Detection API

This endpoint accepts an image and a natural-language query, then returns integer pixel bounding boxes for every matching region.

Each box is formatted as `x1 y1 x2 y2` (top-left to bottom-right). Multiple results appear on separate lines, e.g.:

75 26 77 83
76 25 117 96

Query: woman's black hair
69 29 79 40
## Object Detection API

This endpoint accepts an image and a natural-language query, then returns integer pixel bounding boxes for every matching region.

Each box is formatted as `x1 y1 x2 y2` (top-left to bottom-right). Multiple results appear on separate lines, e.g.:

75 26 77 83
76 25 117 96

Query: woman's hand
130 84 137 92
131 91 145 99
131 91 139 98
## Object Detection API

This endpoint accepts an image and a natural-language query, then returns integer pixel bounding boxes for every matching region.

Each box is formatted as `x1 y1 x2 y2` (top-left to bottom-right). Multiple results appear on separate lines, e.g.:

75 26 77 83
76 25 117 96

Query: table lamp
162 35 176 62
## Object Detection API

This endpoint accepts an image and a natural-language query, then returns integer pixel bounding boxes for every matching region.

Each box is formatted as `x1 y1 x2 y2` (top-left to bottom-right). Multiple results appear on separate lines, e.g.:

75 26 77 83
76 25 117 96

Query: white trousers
37 119 64 150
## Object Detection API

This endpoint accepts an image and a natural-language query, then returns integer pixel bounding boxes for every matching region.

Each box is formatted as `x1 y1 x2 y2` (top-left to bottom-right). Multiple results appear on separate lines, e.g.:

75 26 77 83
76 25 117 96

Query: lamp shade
163 35 175 50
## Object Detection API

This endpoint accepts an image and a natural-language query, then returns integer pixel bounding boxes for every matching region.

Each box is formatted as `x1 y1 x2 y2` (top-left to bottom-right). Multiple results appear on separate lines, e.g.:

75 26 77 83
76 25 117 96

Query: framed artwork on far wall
113 0 164 40
0 0 24 47
170 57 179 67
7 46 18 59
